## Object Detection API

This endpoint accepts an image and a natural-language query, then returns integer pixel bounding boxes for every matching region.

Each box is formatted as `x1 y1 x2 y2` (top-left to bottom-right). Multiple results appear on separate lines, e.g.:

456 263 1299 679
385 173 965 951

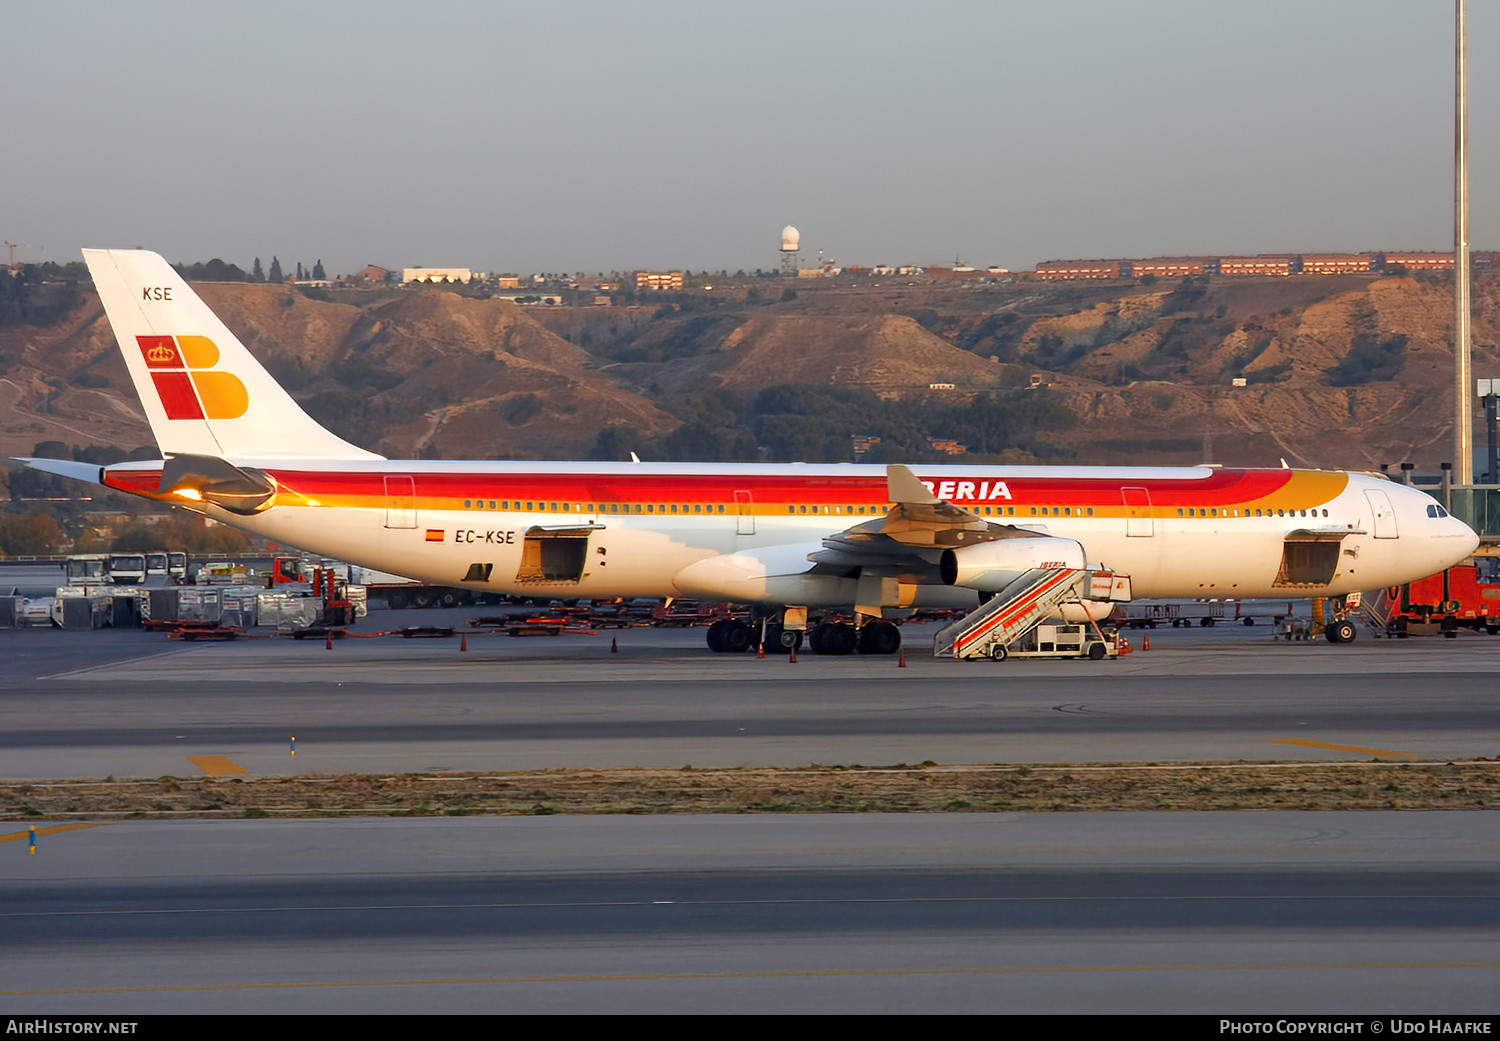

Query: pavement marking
1273 738 1421 759
4 960 1500 995
5 893 1496 919
38 647 199 681
188 755 249 776
0 822 107 844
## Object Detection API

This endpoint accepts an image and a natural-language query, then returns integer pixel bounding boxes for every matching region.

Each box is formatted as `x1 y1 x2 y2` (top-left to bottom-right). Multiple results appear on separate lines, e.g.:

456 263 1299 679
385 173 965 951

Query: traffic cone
757 642 765 659
325 630 333 651
789 644 797 663
1142 633 1150 651
611 637 618 653
461 634 468 652
898 648 907 667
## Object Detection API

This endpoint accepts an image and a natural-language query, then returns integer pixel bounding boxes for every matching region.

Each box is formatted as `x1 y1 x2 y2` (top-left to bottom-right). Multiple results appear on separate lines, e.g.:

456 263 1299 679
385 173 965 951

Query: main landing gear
704 617 902 655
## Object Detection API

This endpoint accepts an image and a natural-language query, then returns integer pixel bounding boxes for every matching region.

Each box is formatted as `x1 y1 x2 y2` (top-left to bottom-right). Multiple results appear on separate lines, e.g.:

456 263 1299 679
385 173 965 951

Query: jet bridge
934 567 1132 661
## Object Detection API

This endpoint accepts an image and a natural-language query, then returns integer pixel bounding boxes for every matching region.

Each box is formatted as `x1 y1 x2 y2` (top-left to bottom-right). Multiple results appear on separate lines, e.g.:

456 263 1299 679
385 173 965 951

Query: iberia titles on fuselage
21 249 1479 644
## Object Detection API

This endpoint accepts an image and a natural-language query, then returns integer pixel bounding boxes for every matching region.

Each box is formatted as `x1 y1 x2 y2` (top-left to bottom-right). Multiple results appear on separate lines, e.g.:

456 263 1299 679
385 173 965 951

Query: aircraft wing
674 464 1088 605
808 464 1038 570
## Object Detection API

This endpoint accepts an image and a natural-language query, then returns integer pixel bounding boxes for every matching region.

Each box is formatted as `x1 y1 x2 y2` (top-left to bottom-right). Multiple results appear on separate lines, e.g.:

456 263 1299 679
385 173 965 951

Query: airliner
16 249 1480 655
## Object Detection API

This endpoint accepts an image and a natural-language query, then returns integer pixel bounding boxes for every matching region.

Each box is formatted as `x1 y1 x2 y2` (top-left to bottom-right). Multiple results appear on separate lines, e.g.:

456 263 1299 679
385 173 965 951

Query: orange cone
898 649 907 667
325 630 333 651
758 642 765 659
1142 633 1150 651
789 644 797 663
461 633 468 652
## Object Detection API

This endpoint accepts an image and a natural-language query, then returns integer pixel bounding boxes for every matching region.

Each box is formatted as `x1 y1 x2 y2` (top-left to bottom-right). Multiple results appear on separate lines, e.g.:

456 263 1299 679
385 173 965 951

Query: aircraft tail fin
82 249 381 462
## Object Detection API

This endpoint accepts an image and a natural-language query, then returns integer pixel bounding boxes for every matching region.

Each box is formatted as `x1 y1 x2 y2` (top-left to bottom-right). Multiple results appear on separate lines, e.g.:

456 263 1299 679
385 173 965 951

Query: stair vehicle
934 567 1130 661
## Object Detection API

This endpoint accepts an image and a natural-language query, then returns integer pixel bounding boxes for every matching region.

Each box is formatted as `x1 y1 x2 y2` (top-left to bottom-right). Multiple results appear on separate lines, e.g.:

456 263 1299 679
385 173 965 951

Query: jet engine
672 541 849 605
939 535 1086 592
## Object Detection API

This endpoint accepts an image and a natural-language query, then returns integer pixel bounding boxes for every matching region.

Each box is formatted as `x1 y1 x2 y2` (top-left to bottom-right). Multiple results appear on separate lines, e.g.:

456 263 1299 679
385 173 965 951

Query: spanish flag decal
425 529 445 542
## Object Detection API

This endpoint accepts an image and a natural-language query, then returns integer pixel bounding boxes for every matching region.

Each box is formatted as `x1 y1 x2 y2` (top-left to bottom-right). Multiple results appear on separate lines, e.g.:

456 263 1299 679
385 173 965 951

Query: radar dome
780 225 801 252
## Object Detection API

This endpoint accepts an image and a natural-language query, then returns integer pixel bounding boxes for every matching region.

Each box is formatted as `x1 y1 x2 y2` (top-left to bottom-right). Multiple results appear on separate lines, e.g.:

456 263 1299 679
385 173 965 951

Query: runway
3 616 1499 778
5 616 1498 1014
3 813 1497 1014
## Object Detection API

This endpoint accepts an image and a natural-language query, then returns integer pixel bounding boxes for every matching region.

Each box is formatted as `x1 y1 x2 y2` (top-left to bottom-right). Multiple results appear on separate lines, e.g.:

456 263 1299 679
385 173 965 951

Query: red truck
1383 565 1500 637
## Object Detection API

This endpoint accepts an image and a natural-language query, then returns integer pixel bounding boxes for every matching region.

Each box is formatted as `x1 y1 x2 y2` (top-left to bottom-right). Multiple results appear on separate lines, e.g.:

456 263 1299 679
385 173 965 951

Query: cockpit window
1426 504 1449 518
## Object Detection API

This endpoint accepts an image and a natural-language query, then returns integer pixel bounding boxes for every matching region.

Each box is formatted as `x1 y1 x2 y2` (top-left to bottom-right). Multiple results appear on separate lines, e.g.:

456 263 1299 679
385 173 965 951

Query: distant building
1300 254 1371 275
928 438 968 456
1034 260 1127 281
635 271 684 291
357 265 393 283
1220 256 1295 276
1132 257 1211 278
402 267 473 284
1379 251 1454 271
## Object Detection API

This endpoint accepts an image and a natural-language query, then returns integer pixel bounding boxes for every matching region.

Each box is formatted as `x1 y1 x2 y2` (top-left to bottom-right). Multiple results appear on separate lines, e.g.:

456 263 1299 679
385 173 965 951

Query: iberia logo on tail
137 335 248 420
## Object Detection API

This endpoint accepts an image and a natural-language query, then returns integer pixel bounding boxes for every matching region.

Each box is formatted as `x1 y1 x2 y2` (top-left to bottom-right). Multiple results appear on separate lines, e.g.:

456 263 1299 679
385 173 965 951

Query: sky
8 1 1499 276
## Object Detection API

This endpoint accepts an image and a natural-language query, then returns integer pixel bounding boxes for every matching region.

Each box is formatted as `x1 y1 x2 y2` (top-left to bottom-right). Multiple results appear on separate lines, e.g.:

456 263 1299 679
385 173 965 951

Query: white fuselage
104 459 1480 608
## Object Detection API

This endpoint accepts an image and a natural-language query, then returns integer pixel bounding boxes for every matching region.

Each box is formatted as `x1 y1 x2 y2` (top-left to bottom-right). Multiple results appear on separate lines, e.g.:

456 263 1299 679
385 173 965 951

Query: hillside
2 271 1496 471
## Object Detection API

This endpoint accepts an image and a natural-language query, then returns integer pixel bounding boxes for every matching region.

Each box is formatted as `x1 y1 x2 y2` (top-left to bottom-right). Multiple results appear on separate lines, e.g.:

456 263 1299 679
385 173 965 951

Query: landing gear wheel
762 625 801 654
706 619 730 653
811 622 857 655
1325 619 1357 643
387 591 409 610
807 623 829 655
857 620 902 655
723 621 754 653
413 590 436 609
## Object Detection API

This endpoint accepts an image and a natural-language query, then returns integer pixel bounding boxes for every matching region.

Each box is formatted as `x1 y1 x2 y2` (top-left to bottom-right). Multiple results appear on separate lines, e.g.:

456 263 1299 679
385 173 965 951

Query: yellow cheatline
3 959 1499 996
1272 738 1420 759
0 822 108 844
188 754 250 776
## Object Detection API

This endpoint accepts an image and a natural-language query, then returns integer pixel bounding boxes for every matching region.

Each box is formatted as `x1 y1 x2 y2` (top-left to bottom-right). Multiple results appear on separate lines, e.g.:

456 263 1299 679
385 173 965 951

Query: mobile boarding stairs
933 567 1133 661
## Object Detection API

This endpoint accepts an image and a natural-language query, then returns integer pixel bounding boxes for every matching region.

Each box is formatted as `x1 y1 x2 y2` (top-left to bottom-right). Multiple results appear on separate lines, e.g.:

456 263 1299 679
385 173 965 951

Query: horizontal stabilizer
11 457 107 485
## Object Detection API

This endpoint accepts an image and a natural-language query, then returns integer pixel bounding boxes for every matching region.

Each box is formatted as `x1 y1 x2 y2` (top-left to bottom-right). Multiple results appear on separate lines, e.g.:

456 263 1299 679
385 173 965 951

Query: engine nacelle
672 542 848 605
939 536 1086 592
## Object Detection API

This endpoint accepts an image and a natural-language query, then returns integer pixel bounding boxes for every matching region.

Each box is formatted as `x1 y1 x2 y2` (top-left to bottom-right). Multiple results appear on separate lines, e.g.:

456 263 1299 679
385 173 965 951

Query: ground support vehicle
1365 565 1500 638
935 567 1131 661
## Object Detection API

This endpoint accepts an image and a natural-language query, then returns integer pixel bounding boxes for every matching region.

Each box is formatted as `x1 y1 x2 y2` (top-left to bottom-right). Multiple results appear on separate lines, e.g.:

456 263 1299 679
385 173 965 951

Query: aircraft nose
1452 516 1481 559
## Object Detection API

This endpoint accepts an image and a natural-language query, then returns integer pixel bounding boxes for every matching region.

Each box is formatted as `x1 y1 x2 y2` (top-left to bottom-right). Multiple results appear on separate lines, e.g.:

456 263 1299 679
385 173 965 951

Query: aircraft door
1364 489 1398 538
1122 486 1154 537
384 475 417 529
735 490 755 536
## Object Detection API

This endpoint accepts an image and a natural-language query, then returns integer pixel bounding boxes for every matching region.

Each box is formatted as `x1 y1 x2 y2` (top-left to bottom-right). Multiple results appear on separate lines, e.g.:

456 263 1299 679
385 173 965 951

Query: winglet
886 464 940 504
